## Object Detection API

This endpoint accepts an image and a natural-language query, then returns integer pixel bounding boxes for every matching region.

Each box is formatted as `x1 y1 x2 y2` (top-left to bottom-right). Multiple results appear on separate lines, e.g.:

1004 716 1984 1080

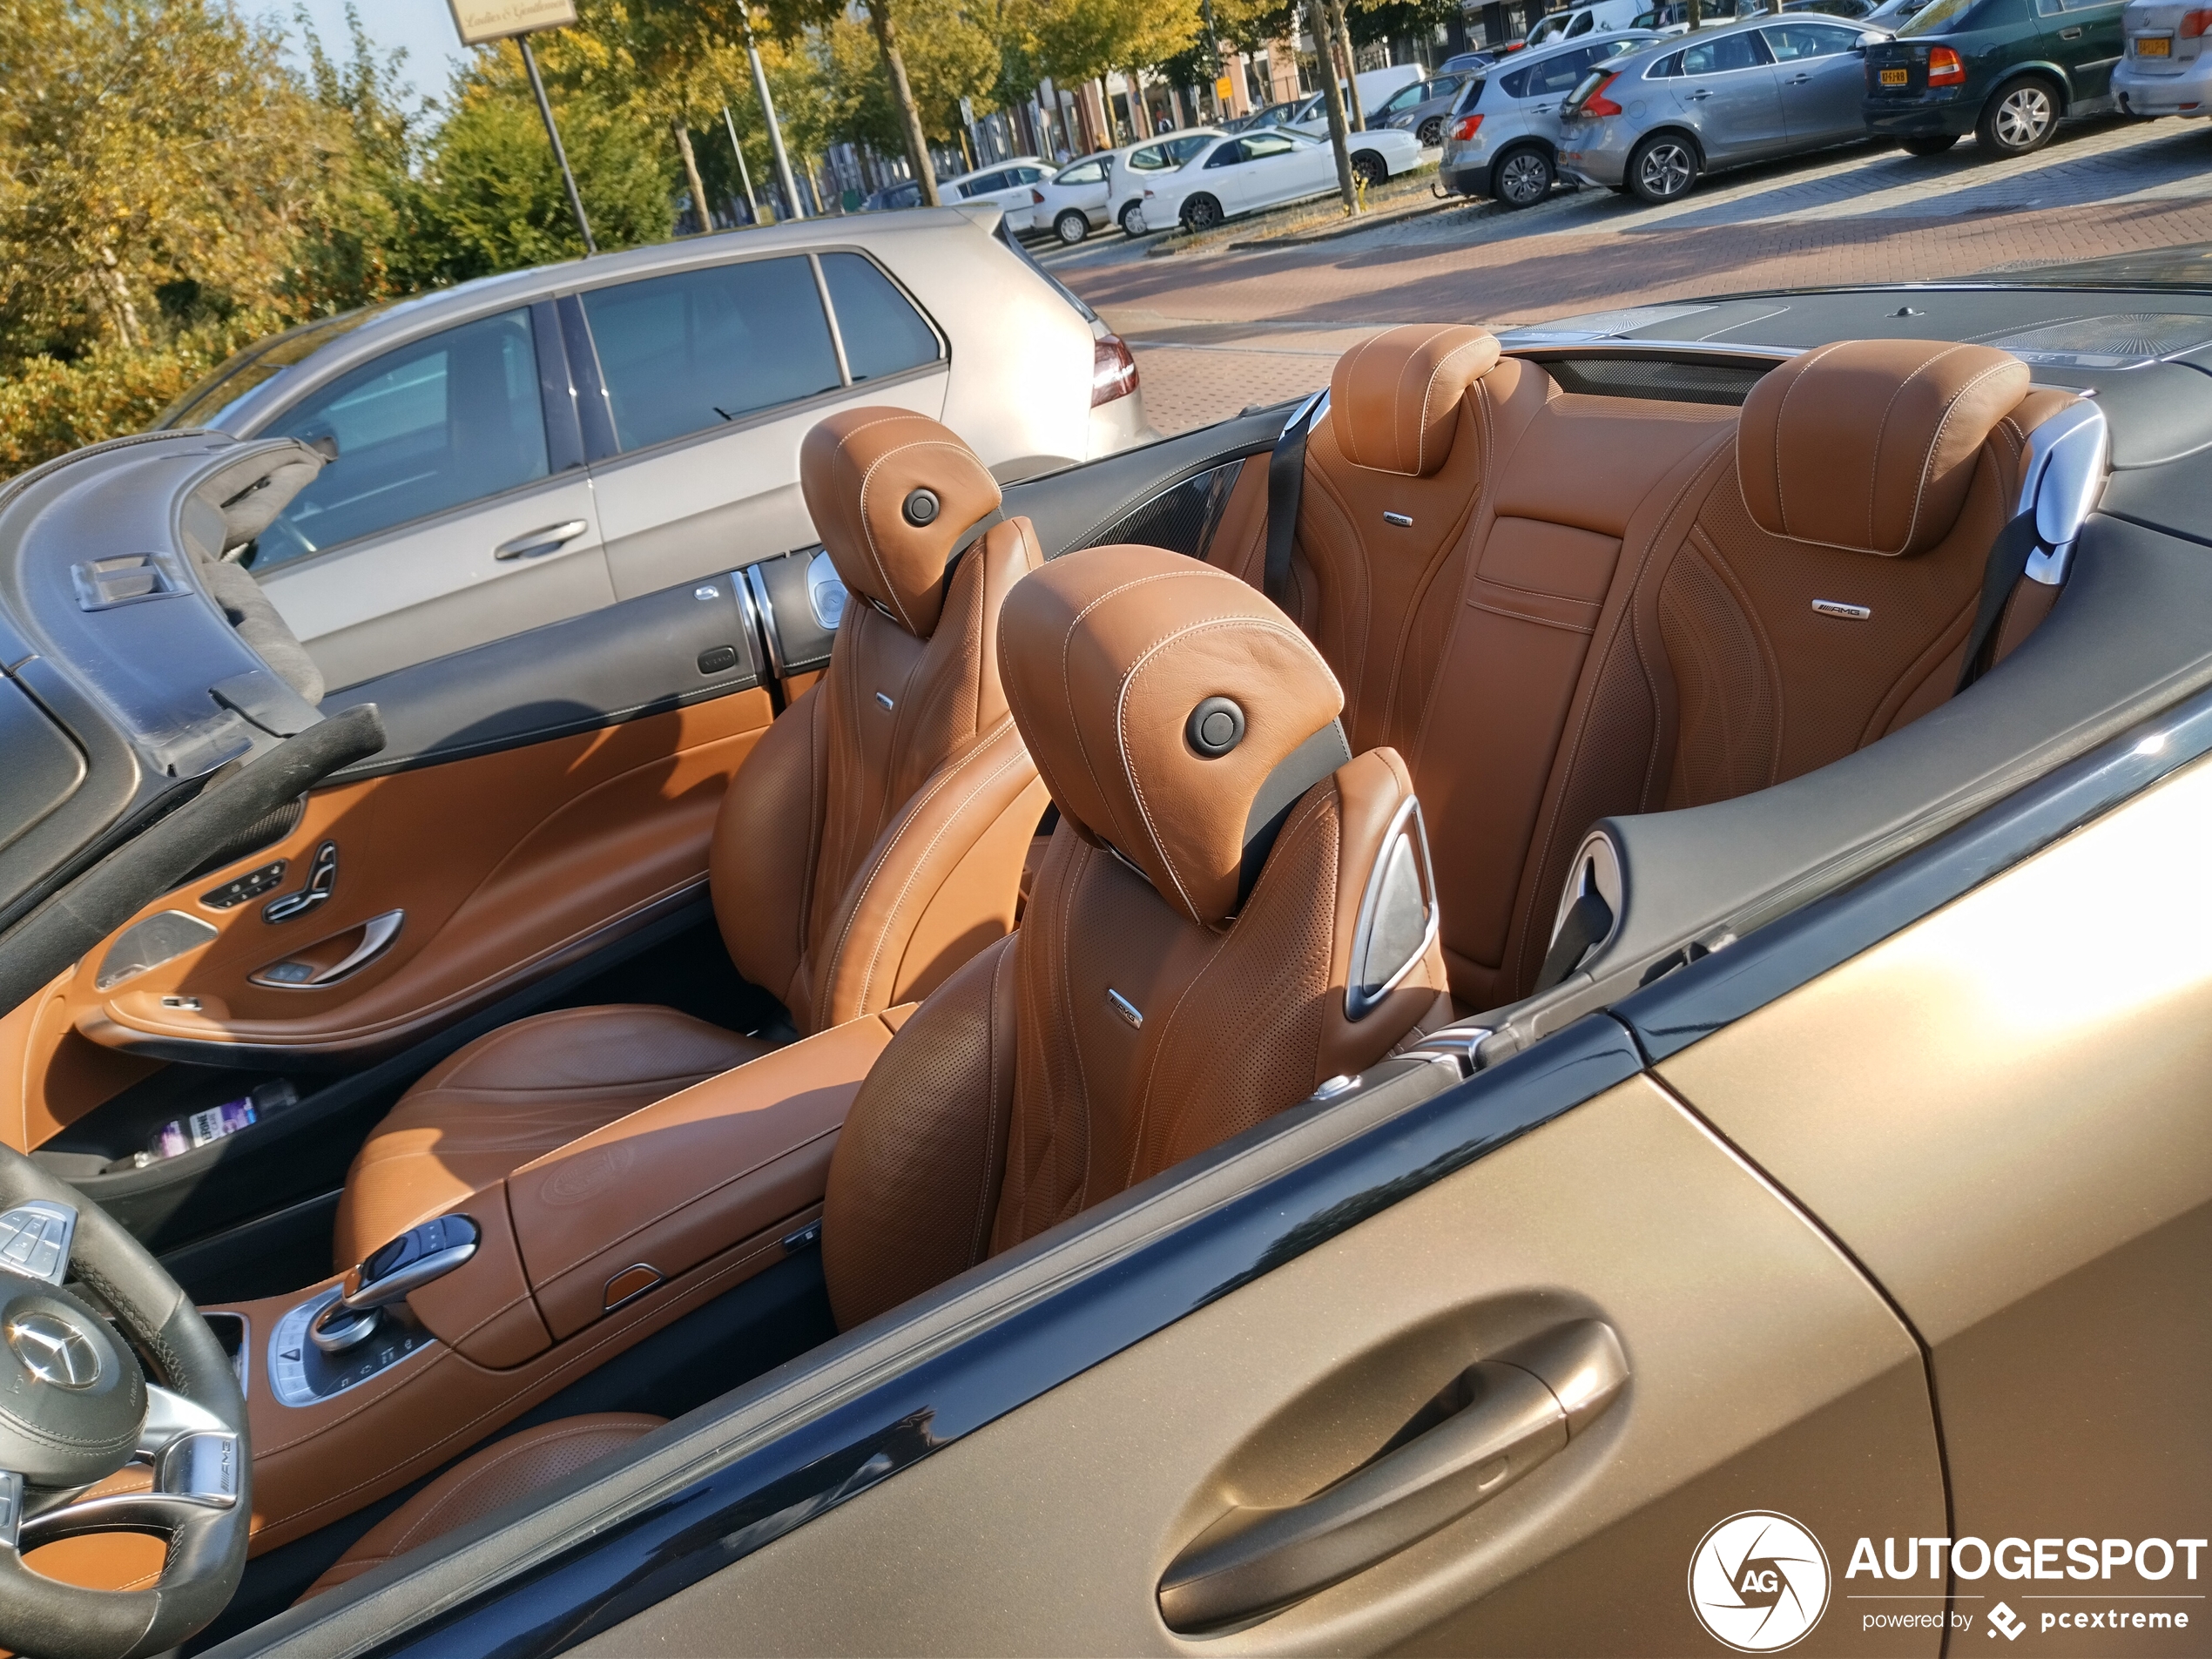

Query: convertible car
0 260 2202 1658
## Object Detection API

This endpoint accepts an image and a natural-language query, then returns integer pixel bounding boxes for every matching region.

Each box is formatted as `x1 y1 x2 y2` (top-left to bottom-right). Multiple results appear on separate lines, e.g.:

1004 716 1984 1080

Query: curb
1227 195 1467 249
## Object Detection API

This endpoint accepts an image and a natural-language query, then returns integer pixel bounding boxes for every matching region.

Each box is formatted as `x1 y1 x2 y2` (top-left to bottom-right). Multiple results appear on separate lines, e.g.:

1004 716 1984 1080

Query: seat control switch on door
309 1215 479 1354
1157 1319 1629 1632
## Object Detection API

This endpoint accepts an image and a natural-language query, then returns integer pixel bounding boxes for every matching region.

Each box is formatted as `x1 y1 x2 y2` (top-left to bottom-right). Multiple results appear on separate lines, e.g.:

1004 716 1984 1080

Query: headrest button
1187 697 1247 758
902 488 941 526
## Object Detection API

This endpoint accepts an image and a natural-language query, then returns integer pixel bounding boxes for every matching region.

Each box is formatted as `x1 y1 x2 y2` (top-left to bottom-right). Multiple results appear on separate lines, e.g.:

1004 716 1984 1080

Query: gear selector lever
310 1214 478 1354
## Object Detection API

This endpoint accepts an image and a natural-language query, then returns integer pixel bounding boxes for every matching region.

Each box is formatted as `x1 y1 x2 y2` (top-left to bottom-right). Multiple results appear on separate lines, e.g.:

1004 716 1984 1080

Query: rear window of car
1166 133 1215 161
1901 0 2024 30
1678 28 1777 69
1056 158 1108 185
581 256 840 452
1453 75 1489 110
819 253 941 384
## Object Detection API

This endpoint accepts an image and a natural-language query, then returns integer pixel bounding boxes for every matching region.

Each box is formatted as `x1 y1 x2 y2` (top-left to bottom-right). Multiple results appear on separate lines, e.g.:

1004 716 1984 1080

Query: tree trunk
1306 0 1359 211
1329 0 1365 129
672 120 712 232
867 0 941 206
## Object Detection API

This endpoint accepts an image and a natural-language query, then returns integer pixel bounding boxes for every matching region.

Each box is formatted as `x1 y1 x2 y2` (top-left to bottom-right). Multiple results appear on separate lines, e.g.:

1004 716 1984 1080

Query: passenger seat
334 411 1050 1267
821 544 1452 1328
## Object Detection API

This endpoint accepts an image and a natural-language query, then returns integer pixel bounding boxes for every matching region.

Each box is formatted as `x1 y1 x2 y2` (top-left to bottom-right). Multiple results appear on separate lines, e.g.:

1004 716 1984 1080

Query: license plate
2137 34 2172 53
1880 66 1910 84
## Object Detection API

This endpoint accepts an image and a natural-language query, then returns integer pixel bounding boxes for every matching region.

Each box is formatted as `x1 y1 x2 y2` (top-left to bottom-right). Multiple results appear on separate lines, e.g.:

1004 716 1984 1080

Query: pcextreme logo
1689 1512 1832 1652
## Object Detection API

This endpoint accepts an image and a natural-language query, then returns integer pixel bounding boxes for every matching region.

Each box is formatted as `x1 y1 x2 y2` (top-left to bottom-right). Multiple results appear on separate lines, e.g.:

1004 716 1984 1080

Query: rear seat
1211 330 2090 1012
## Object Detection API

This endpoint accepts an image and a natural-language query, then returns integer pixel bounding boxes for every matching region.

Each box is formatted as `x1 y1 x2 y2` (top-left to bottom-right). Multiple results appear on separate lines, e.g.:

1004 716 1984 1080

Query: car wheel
1352 151 1389 187
1418 116 1444 146
1493 146 1555 208
1054 209 1090 245
1627 132 1699 203
1119 201 1147 238
1979 77 2059 156
1181 193 1224 232
1901 132 1960 156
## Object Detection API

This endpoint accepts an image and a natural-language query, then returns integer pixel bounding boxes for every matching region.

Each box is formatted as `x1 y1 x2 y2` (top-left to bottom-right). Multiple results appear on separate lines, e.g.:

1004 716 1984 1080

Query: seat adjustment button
1187 697 1246 757
902 488 941 526
697 644 740 675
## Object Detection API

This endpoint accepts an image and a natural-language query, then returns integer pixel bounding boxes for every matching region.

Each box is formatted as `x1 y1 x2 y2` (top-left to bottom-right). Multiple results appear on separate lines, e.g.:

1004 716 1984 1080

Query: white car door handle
494 520 590 561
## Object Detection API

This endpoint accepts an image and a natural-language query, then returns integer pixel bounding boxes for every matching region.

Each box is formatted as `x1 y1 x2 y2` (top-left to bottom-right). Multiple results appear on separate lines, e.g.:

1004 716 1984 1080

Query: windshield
1527 11 1573 42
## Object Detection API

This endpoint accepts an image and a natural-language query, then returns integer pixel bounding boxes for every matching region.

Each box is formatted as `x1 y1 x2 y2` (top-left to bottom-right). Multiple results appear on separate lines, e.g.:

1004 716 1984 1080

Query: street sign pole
518 37 596 253
448 1 596 252
723 105 762 223
740 8 806 220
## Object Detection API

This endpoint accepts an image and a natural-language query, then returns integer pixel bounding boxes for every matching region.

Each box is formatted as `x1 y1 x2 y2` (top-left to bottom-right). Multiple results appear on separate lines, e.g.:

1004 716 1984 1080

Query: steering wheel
0 1147 247 1659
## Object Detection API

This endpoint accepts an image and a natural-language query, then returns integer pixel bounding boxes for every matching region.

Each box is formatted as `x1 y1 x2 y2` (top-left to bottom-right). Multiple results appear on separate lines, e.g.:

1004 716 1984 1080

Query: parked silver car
1374 71 1480 145
1440 31 1661 206
1558 13 1889 201
154 209 1149 689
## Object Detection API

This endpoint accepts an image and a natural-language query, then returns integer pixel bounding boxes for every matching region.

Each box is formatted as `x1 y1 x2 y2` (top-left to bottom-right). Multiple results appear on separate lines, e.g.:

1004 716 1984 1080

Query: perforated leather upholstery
299 1415 664 1601
338 412 1047 1268
822 546 1450 1330
1213 331 2090 1012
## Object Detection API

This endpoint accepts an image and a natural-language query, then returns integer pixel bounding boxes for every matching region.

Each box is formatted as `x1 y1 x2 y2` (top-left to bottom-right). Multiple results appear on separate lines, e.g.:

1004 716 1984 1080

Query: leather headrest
800 408 1002 637
998 546 1345 927
1331 325 1502 477
1739 340 2031 558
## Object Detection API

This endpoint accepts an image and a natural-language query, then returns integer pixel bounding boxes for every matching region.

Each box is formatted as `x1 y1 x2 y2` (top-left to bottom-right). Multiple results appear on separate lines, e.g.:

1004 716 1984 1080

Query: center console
209 1008 904 1553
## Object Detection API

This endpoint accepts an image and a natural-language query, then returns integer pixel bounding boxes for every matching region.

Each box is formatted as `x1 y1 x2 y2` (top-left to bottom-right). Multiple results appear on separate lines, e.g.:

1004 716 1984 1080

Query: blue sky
274 0 469 100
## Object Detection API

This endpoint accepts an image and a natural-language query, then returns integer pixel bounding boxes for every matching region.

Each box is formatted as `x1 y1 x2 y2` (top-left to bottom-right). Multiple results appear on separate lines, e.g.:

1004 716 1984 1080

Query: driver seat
334 411 1050 1267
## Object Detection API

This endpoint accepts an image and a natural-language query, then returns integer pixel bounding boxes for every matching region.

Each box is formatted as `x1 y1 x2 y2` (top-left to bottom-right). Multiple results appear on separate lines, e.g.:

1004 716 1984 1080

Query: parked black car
1863 0 2123 155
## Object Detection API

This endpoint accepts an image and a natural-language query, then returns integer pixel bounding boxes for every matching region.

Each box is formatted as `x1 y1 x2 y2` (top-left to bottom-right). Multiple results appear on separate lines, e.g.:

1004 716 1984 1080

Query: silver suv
155 210 1148 689
1439 31 1661 206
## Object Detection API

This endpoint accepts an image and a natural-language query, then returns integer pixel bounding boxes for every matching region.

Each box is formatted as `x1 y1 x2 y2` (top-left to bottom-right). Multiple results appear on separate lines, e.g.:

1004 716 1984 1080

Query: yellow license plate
2138 34 2172 53
1880 66 1909 84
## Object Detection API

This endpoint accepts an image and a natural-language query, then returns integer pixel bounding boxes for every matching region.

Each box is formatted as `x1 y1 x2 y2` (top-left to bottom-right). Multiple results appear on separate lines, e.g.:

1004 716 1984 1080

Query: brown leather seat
1206 323 1517 755
1217 331 2087 1011
336 411 1050 1266
300 1414 664 1601
820 544 1451 1331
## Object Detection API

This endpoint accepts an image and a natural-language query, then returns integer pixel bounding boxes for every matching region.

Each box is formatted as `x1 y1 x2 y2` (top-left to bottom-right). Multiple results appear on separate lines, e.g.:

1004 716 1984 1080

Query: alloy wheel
1184 194 1223 232
1055 210 1089 245
1352 152 1387 187
1120 203 1146 237
1631 137 1696 202
1497 149 1554 207
1418 117 1444 146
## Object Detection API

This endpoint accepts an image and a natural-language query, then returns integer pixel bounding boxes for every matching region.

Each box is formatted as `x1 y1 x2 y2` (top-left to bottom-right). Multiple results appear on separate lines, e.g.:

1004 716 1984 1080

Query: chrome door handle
2060 24 2082 35
262 841 337 924
1157 1321 1629 1633
1689 87 1713 98
251 910 404 989
493 519 590 561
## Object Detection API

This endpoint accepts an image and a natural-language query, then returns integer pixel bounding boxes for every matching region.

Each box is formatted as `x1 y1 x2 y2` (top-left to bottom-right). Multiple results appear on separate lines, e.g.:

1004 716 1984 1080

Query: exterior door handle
1789 71 1813 82
2059 24 2082 34
1157 1321 1629 1634
1689 87 1713 98
494 519 590 561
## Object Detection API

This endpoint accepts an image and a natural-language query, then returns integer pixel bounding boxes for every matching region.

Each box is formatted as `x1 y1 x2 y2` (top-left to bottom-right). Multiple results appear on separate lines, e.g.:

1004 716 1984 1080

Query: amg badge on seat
1383 511 1413 527
1107 988 1143 1028
1811 599 1872 620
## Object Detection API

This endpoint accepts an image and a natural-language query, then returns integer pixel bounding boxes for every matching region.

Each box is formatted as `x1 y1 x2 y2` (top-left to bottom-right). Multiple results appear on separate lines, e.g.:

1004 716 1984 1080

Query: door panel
1767 24 1872 138
1673 35 1787 158
64 687 774 1069
578 1076 1943 1656
1656 751 2212 1654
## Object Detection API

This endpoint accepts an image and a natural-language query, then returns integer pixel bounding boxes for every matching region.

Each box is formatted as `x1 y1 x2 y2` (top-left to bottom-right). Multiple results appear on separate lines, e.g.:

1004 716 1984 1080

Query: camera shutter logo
1689 1511 1831 1651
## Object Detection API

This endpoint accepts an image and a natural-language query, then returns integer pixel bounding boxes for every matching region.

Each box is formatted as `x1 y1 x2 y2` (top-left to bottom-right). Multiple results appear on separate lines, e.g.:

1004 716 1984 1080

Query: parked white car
153 209 1148 687
1029 131 1224 243
1136 125 1426 233
1525 0 1648 42
946 158 1056 232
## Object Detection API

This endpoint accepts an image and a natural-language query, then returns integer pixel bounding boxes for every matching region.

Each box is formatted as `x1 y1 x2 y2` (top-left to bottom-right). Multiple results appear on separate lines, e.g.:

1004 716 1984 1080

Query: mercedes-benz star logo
8 1313 102 1390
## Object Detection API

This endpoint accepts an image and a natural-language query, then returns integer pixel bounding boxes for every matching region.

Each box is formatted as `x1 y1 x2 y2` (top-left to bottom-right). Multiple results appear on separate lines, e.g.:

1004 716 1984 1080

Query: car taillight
1091 334 1139 407
1581 73 1625 117
1927 45 1966 84
2182 7 2212 33
1451 113 1485 139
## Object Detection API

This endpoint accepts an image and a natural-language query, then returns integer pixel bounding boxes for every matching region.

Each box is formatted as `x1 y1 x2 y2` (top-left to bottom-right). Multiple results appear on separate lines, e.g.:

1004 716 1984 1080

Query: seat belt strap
1955 509 2045 695
1264 388 1329 609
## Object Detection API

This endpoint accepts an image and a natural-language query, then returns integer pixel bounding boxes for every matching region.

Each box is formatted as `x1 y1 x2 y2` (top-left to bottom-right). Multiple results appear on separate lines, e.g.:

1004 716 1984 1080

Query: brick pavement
1071 116 2212 434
